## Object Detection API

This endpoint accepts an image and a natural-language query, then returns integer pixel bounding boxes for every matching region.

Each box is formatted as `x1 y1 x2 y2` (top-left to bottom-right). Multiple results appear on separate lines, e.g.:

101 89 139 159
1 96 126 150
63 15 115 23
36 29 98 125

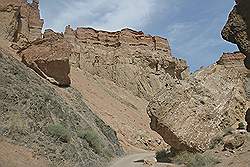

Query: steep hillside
0 48 123 166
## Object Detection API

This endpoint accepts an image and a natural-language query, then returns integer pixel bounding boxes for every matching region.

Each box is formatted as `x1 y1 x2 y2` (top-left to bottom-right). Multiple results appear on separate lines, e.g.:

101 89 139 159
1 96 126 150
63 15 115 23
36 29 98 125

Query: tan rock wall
0 0 43 43
147 54 248 152
64 25 188 100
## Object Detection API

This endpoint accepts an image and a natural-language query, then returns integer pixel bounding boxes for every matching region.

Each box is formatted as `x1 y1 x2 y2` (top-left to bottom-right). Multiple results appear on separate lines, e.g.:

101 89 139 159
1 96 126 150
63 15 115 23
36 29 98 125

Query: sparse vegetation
156 149 170 162
173 151 220 167
238 122 245 130
78 129 103 155
47 123 71 143
209 135 224 149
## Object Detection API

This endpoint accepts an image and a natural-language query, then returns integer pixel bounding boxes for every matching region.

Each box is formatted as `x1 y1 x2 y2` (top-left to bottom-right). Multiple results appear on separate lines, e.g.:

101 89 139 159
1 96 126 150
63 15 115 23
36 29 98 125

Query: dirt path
109 152 155 167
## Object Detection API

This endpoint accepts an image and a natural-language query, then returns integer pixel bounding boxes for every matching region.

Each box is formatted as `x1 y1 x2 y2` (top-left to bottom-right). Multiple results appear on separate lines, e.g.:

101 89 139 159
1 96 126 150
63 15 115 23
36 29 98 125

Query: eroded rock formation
65 25 189 100
147 52 248 152
20 29 71 86
222 0 250 68
0 0 43 44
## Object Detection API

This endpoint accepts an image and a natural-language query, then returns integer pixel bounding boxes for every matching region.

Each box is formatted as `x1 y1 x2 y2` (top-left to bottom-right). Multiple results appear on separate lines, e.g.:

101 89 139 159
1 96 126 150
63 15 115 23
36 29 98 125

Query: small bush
238 122 245 130
209 135 223 149
173 151 220 167
47 123 71 143
156 149 170 162
78 129 103 155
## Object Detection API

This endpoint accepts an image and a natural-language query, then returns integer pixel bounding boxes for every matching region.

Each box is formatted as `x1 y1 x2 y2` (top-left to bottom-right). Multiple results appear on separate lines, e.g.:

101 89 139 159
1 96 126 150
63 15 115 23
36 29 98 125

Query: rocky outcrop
217 52 246 66
222 0 250 68
65 25 189 100
147 52 248 152
20 29 71 86
0 0 43 44
0 49 123 167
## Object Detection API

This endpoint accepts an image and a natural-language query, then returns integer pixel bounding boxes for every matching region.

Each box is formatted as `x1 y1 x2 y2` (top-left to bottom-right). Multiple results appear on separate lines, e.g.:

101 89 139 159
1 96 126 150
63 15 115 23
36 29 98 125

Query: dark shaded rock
221 0 250 68
246 109 250 132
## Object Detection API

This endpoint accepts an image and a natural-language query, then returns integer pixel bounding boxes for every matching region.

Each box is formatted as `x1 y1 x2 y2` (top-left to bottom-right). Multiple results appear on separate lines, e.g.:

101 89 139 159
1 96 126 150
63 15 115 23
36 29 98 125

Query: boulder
20 30 72 86
147 53 248 152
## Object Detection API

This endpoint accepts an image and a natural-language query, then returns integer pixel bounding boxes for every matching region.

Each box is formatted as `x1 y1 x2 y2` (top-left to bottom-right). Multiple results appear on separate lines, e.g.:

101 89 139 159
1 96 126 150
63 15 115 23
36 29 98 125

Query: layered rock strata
147 52 248 152
64 25 189 100
0 0 43 44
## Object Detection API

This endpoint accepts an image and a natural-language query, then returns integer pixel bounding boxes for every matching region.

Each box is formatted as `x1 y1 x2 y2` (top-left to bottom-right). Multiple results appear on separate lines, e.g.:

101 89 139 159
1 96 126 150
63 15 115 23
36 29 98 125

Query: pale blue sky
38 0 238 71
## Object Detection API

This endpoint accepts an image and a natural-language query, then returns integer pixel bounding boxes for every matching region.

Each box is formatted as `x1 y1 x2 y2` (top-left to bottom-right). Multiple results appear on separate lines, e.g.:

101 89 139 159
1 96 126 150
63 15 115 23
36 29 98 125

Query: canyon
0 0 249 167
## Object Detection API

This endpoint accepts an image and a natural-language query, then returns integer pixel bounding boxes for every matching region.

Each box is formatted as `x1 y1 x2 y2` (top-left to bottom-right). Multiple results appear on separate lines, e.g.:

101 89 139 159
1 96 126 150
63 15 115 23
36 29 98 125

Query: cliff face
147 52 248 152
65 25 189 100
222 0 250 68
0 0 185 154
0 0 43 44
20 30 72 87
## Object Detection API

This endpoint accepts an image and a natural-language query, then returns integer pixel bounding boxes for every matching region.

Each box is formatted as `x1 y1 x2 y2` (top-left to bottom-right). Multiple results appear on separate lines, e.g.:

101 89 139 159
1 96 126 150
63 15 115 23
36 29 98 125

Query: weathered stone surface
64 25 189 100
20 29 72 86
222 0 250 68
147 52 248 152
0 0 43 44
217 52 246 66
224 134 246 150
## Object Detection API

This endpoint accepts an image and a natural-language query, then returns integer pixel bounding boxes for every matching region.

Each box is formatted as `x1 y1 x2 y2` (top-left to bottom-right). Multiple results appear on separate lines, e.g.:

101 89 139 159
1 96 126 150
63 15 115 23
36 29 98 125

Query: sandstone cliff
222 0 250 68
64 25 189 100
0 0 188 152
147 52 248 152
20 29 72 86
0 0 43 44
61 25 189 151
222 0 250 133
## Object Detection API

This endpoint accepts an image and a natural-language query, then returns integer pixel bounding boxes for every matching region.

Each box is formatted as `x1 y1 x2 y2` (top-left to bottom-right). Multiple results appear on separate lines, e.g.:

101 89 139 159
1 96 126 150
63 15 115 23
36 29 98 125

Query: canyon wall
0 0 43 44
64 25 189 100
147 52 248 152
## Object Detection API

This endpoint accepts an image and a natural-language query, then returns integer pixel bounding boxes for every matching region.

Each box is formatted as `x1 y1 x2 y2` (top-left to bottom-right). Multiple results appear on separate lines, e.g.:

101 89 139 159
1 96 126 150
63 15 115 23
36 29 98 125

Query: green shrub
238 122 245 130
47 123 71 143
156 149 169 162
173 151 220 167
209 135 223 149
78 129 103 154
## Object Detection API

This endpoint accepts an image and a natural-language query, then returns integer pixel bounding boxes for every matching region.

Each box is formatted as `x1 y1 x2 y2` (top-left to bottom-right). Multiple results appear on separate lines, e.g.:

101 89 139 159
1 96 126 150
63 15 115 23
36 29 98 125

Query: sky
38 0 238 71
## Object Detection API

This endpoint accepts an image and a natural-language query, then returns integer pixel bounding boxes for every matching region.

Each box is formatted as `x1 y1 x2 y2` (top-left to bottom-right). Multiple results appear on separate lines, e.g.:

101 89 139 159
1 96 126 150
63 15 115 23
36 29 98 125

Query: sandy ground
109 152 156 167
0 138 49 167
70 68 166 152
